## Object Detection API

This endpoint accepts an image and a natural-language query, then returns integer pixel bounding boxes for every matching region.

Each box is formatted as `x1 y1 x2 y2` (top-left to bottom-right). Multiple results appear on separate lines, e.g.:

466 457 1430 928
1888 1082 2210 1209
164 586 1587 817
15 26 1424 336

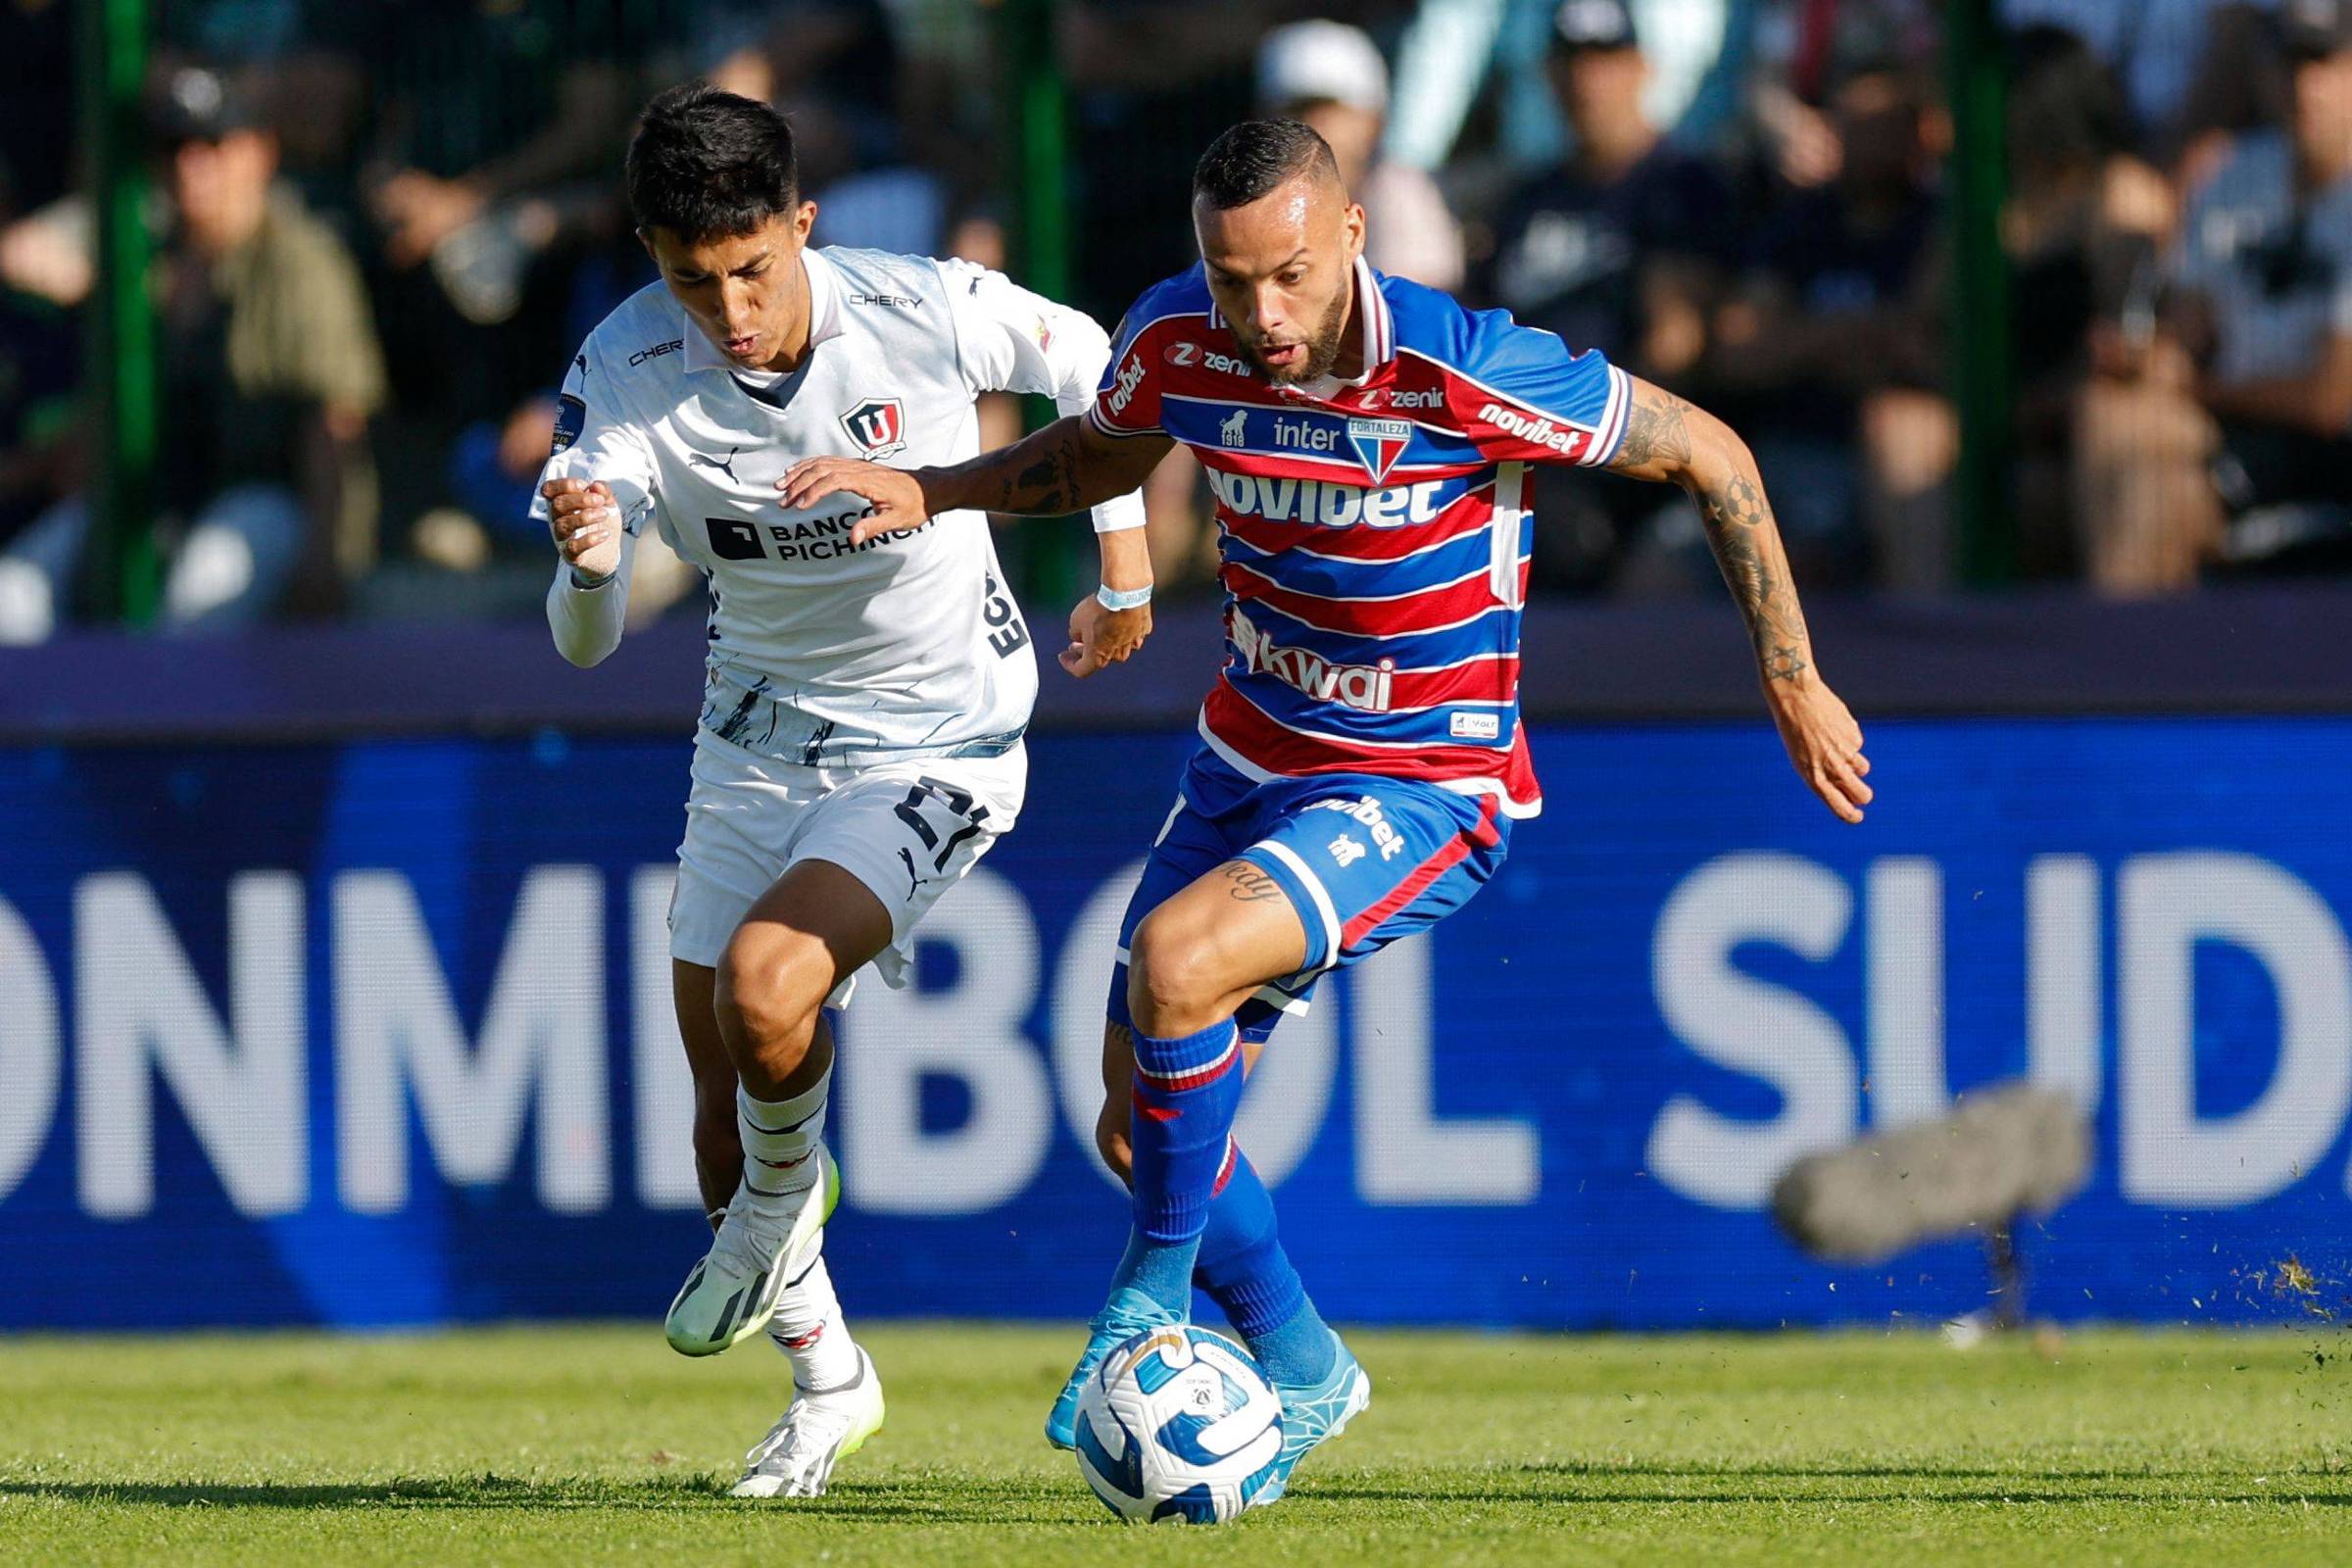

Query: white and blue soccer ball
1072 1325 1286 1524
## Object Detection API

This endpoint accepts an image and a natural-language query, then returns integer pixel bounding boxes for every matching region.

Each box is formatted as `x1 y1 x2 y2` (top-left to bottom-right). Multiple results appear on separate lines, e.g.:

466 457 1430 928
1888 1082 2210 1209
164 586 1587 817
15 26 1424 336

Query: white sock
767 1246 860 1393
737 1068 829 1226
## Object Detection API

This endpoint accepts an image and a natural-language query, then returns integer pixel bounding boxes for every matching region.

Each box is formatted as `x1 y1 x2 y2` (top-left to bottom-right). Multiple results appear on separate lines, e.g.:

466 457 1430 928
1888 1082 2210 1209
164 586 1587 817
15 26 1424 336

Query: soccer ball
1072 1325 1286 1524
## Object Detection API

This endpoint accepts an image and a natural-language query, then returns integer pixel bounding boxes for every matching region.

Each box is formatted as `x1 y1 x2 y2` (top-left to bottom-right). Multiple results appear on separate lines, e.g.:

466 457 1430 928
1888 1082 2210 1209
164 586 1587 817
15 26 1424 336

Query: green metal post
1000 0 1079 603
1946 0 2014 586
1010 0 1071 307
77 0 159 625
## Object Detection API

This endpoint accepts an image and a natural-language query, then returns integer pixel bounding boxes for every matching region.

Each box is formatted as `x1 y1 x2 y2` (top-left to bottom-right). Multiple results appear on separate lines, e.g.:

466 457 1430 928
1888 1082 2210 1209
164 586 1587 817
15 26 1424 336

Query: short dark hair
1192 119 1341 211
625 82 800 242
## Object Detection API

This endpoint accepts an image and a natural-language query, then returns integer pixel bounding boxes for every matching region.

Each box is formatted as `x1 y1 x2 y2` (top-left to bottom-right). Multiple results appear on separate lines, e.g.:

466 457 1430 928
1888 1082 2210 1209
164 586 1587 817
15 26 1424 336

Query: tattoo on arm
1220 862 1287 904
928 416 1164 517
1004 434 1084 514
1610 381 1814 682
1695 468 1812 682
1611 385 1695 473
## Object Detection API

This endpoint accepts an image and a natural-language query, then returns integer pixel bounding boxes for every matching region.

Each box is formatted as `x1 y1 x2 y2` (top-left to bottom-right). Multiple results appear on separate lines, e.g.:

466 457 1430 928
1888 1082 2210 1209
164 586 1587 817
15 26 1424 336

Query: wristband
1096 582 1153 612
569 565 614 591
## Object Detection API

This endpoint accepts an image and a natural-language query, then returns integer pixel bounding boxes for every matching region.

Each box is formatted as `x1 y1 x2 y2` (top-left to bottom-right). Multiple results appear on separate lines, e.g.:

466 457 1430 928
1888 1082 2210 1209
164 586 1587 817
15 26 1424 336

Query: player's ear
792 200 817 247
1342 202 1367 264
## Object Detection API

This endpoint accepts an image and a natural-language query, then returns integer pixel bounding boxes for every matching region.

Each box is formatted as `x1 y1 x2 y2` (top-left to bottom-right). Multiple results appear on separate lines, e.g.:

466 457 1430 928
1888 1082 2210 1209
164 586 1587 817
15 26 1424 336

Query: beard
1241 285 1352 384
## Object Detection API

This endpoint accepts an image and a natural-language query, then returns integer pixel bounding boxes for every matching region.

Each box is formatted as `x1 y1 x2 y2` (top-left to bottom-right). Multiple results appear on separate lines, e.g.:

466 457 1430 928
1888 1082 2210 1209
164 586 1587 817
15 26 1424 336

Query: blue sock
1195 1141 1336 1387
1112 1019 1245 1317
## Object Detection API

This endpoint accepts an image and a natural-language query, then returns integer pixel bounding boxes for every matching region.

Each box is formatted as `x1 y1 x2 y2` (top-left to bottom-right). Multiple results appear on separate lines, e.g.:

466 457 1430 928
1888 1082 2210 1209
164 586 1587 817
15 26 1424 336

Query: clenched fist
542 477 622 583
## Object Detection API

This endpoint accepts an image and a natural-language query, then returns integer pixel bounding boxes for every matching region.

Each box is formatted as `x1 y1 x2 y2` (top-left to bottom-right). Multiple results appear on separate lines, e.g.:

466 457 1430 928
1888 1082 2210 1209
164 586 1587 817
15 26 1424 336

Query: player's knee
713 927 828 1075
1125 907 1225 1032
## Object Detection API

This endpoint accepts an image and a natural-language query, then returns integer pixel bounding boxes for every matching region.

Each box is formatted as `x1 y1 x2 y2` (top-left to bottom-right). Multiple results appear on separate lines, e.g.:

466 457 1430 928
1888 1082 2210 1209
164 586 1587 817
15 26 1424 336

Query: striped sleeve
1085 302 1167 439
1444 311 1632 469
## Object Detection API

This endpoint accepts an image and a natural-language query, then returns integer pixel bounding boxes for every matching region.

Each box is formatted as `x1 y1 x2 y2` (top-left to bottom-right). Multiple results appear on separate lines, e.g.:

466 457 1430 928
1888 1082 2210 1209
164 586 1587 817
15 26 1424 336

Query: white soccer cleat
665 1146 839 1357
729 1346 886 1498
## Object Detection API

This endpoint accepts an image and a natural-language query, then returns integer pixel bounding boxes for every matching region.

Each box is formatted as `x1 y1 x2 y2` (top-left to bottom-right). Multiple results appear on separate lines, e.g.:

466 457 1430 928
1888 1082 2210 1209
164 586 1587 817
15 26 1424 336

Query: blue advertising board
3 717 2349 1331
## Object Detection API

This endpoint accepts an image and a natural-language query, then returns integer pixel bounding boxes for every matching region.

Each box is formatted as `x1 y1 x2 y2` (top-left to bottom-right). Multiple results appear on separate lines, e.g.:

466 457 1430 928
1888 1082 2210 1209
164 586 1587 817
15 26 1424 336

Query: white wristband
1096 582 1153 612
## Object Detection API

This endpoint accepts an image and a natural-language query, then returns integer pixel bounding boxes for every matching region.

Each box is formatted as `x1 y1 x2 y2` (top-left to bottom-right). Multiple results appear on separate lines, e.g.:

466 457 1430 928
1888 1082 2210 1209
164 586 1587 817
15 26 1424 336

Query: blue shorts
1106 747 1513 1044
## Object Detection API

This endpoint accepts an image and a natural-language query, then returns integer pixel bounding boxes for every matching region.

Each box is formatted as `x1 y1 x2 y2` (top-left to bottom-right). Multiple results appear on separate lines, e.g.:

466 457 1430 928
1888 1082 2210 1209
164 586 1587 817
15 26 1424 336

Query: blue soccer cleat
1044 1287 1183 1450
1258 1331 1372 1504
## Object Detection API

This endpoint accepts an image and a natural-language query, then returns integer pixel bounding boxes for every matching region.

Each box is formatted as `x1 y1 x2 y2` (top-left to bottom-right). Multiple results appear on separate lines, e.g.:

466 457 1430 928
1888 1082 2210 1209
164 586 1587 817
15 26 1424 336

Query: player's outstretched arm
779 416 1173 548
1604 376 1873 824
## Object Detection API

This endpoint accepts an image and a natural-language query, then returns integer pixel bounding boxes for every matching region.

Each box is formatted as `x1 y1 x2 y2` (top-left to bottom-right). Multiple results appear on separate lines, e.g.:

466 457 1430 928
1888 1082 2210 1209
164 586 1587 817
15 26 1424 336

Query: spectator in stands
1257 19 1465 289
0 165 75 595
1744 0 1941 192
2002 0 2286 167
0 66 385 643
2002 25 2183 582
1707 52 1950 590
2153 0 2352 586
1484 0 1731 588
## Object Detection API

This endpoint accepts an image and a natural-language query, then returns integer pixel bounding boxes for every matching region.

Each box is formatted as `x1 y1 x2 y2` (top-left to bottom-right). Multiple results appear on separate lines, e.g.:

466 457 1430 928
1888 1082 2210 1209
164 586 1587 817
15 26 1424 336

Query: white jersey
536 245 1143 763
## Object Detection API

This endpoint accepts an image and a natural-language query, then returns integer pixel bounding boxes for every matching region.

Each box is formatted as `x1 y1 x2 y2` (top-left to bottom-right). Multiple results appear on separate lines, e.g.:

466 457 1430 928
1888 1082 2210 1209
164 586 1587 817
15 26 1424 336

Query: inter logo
1347 417 1411 485
838 397 907 459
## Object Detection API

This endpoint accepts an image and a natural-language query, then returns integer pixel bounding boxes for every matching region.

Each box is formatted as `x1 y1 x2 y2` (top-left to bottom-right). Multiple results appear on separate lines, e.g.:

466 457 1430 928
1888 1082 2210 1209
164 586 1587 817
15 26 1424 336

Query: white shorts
668 731 1028 1005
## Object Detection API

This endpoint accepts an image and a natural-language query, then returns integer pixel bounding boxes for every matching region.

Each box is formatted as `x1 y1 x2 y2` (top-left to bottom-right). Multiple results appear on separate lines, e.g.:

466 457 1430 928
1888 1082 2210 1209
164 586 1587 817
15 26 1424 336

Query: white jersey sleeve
532 338 662 665
939 259 1148 535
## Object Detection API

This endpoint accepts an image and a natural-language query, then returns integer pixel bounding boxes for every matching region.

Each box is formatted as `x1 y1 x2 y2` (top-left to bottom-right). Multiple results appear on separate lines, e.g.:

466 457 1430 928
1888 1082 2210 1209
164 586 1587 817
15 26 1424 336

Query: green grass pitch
3 1323 2348 1565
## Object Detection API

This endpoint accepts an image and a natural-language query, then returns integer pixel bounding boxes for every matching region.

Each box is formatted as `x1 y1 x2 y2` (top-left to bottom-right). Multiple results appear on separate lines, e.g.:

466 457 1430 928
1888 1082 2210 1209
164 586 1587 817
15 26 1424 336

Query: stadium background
1 0 2348 1336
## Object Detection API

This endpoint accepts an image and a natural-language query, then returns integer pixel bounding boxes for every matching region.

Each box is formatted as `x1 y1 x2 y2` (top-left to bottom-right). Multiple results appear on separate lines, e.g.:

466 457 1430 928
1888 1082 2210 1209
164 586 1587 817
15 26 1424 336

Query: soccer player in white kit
535 84 1153 1497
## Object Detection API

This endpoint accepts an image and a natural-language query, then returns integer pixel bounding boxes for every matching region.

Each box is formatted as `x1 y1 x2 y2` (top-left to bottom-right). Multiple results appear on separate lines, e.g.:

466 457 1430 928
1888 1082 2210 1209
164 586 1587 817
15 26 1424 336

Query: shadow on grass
0 1474 1086 1526
0 1476 724 1511
8 1469 2344 1520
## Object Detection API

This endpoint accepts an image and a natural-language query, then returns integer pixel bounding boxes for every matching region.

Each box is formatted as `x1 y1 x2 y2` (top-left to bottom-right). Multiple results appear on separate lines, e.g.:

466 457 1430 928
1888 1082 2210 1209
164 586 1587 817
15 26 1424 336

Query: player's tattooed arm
931 415 1173 517
1604 379 1811 683
782 416 1172 546
1604 375 1875 824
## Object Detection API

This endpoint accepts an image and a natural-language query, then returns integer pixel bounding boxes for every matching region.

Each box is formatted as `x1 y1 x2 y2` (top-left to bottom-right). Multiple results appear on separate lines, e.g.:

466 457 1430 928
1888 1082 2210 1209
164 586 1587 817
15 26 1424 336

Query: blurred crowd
3 0 2351 642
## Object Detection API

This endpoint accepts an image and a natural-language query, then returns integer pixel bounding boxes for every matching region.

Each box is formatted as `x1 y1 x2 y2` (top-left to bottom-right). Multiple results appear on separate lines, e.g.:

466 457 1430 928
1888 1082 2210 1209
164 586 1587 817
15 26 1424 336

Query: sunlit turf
4 1323 2349 1565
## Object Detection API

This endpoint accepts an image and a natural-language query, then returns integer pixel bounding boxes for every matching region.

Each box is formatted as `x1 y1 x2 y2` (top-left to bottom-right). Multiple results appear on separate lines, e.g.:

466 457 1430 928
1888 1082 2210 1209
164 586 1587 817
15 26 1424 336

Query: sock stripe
1135 1034 1239 1092
1212 1137 1240 1198
740 1103 823 1136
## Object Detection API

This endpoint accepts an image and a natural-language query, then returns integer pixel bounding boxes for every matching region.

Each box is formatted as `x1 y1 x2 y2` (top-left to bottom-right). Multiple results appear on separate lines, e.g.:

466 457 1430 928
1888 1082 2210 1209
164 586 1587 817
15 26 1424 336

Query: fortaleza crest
838 397 907 459
1347 417 1411 485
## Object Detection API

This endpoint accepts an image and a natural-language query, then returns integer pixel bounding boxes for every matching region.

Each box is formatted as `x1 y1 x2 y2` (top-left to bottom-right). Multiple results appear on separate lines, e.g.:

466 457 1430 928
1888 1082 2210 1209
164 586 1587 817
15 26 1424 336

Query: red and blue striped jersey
1088 256 1633 818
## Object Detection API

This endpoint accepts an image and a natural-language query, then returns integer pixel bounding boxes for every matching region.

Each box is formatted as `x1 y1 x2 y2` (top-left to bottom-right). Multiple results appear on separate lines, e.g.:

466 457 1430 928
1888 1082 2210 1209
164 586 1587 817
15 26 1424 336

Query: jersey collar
683 245 846 377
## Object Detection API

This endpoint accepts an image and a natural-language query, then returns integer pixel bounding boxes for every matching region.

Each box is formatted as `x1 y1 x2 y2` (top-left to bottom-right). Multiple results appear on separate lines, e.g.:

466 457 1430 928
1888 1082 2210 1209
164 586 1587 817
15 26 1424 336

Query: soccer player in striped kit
783 118 1871 1502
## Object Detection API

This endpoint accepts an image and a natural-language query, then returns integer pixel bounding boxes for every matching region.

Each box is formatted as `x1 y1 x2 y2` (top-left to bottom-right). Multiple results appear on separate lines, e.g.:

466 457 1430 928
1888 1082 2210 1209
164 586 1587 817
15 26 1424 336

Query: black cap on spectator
1550 0 1639 55
2280 0 2352 60
148 66 264 147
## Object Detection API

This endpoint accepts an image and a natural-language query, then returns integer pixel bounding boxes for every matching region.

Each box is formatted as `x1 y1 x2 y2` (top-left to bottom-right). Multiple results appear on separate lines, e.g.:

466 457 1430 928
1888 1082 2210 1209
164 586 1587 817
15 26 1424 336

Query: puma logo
690 447 742 482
